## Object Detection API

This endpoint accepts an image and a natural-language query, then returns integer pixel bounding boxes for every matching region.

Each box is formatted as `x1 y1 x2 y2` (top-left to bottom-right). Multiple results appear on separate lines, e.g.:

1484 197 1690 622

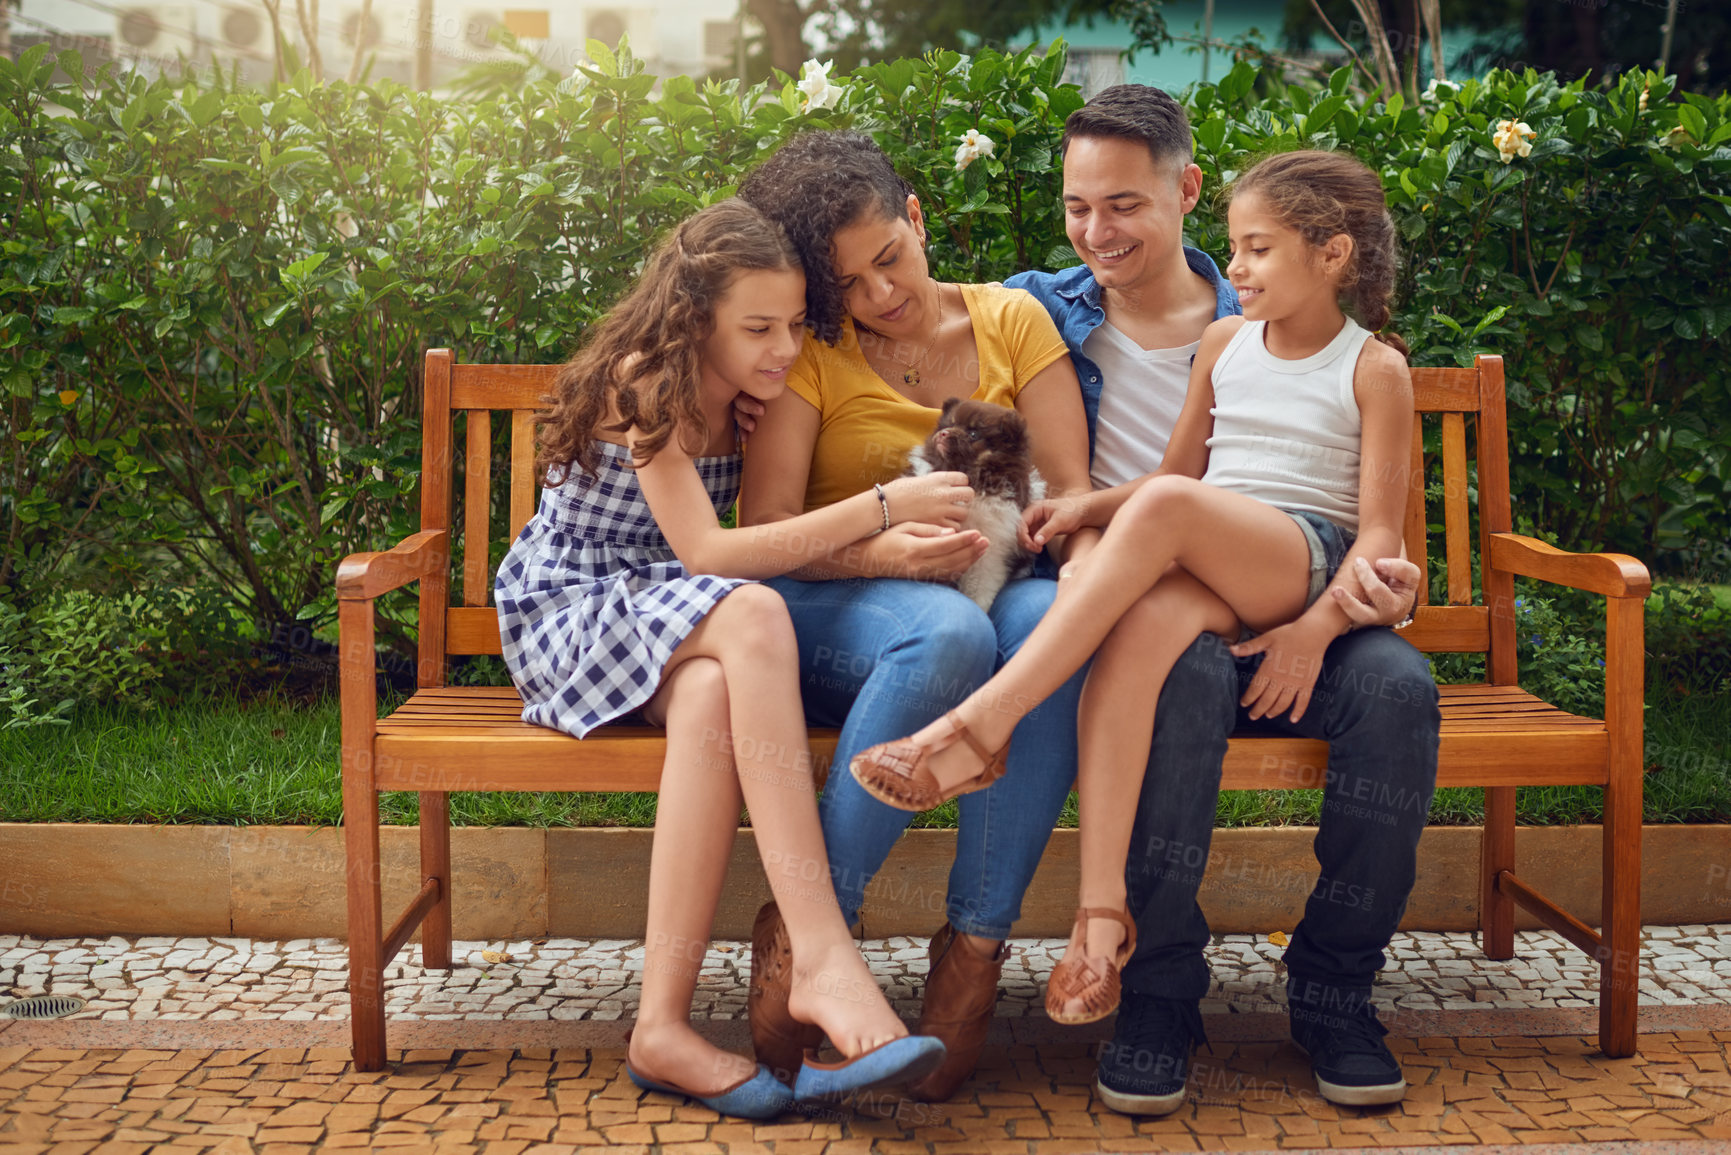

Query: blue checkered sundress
495 439 751 738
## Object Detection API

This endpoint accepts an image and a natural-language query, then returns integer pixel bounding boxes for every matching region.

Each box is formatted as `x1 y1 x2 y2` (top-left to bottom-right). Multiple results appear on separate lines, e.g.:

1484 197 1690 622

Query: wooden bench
337 347 1650 1071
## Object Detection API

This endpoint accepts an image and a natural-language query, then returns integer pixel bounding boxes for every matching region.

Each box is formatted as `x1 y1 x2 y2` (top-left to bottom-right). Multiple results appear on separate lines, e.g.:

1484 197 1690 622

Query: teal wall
1029 1 1486 94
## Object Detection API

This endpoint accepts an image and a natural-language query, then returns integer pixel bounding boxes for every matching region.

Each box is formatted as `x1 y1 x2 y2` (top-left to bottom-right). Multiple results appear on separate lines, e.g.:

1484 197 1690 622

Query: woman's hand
732 392 767 435
1331 556 1422 628
1228 615 1337 723
1020 494 1093 550
882 471 973 530
869 523 988 582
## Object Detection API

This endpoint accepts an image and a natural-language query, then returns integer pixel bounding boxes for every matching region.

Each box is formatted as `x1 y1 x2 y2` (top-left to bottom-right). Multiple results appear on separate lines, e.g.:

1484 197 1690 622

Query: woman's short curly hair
739 131 914 345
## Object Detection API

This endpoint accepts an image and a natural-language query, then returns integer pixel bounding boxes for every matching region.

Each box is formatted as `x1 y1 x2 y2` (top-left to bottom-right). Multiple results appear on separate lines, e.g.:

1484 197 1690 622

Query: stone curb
3 822 1729 939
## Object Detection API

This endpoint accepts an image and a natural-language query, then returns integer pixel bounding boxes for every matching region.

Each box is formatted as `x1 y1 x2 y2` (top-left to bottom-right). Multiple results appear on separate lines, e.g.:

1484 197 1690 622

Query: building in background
1034 0 1479 97
8 0 745 87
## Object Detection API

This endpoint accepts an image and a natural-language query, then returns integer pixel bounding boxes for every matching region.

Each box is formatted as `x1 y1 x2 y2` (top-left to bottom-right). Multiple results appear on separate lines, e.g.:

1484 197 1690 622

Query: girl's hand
882 472 973 530
1228 616 1337 723
1021 495 1091 550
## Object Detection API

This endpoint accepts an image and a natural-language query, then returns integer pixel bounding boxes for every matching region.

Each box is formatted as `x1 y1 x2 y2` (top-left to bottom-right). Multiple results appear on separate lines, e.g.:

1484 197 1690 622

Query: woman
735 130 1094 1103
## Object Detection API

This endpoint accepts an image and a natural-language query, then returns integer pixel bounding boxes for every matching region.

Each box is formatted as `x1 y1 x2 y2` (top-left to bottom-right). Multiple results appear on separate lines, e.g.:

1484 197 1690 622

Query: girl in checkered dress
495 200 967 1111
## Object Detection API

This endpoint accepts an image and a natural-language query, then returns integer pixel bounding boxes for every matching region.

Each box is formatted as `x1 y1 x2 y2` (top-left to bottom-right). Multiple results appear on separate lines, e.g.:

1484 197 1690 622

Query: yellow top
784 282 1071 512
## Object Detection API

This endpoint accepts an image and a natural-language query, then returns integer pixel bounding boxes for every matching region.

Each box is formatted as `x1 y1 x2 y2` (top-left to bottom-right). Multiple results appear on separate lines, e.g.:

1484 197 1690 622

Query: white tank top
1202 317 1372 532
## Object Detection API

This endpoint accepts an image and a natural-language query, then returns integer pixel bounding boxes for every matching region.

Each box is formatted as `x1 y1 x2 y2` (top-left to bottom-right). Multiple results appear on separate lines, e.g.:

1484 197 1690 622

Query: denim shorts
1284 509 1356 607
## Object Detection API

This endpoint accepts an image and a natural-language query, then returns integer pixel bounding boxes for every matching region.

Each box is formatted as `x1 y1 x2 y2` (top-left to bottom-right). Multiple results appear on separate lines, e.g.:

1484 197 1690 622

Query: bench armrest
336 529 450 601
1487 533 1651 599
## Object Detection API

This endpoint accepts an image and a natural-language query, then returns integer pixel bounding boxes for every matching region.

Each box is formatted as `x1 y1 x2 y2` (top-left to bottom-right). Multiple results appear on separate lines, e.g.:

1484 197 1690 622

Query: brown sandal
847 710 1010 812
1044 907 1138 1026
747 901 823 1086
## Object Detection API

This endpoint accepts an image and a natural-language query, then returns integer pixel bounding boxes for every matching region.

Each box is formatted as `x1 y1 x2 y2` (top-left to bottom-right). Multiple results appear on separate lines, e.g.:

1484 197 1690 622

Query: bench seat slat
371 684 1609 792
369 731 1609 790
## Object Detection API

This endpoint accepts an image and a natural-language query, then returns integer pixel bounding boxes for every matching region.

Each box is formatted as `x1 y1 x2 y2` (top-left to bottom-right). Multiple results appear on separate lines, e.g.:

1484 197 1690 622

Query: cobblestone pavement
2 1033 1729 1152
2 928 1729 1152
4 926 1729 1025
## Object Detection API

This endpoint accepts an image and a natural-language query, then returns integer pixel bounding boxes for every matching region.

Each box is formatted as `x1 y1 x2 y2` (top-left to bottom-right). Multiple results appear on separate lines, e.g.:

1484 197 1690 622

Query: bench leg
420 792 453 971
1599 597 1644 1059
343 761 388 1072
1480 785 1515 961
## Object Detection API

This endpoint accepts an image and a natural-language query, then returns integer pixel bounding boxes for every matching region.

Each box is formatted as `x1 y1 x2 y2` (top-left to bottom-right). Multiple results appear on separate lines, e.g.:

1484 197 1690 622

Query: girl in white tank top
844 151 1417 1027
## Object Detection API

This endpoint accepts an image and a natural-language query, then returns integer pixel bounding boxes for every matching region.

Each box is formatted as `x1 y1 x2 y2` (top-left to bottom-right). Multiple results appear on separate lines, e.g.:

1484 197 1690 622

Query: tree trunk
746 0 808 77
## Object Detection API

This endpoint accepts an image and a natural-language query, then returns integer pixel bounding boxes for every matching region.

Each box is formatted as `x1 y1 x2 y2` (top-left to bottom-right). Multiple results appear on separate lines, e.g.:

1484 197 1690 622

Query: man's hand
1332 557 1422 628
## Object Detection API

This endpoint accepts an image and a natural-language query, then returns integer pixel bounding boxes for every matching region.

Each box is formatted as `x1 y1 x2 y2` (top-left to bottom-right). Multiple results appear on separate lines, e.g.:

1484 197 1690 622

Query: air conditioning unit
584 7 654 58
114 5 197 53
703 19 735 64
341 2 416 61
462 9 506 52
218 5 267 51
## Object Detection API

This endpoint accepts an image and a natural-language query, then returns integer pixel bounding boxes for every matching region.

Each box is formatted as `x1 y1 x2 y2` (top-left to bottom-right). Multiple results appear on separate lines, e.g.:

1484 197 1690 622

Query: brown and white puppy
902 397 1046 609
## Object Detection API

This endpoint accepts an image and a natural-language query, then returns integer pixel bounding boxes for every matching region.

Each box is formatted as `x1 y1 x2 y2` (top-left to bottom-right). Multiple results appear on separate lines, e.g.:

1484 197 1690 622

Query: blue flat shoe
793 1034 948 1103
626 1060 795 1120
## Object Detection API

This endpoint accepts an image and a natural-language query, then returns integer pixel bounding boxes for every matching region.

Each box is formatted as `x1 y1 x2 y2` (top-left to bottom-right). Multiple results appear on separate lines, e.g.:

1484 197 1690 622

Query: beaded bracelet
872 483 891 534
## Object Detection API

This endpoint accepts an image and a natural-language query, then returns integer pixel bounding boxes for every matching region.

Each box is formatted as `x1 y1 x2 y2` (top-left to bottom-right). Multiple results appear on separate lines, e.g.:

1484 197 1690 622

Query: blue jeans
1121 626 1440 999
766 574 1085 939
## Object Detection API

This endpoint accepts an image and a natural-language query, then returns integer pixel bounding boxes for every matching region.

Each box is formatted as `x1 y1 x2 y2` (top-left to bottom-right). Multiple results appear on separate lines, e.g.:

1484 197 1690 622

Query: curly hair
536 199 800 484
1225 151 1409 357
738 131 915 346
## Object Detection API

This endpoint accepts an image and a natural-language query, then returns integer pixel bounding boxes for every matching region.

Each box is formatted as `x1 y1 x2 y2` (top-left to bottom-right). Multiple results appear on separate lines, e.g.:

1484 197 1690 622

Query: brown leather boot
905 923 1008 1102
747 901 823 1087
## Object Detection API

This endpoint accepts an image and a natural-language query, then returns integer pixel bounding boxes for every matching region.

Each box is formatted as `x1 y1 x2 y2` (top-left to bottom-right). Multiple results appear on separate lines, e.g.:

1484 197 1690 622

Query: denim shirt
1005 246 1241 459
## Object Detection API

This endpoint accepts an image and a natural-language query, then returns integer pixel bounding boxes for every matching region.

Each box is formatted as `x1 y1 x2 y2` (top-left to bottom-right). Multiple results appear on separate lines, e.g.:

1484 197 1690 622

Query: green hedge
3 41 1730 661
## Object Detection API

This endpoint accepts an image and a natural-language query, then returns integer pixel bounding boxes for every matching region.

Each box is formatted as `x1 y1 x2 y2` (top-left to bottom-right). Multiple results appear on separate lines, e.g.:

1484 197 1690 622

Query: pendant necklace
899 282 944 388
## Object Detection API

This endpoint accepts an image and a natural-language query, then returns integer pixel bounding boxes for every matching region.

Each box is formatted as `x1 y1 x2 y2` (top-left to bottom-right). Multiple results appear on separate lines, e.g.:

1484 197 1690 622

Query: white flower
334 212 359 239
1422 78 1458 102
1661 124 1689 150
1638 79 1650 113
1492 119 1535 163
953 128 996 171
797 59 844 112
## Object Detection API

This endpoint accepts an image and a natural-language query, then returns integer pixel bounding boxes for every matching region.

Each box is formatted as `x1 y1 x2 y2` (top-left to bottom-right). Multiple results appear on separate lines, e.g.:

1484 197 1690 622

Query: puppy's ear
939 396 963 421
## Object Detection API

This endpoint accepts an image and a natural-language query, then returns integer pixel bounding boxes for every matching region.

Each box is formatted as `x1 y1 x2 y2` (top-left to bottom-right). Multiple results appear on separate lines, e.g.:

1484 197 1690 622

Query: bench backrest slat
415 349 1516 685
1404 413 1428 609
510 410 537 543
1440 411 1474 606
1473 355 1518 685
463 410 492 607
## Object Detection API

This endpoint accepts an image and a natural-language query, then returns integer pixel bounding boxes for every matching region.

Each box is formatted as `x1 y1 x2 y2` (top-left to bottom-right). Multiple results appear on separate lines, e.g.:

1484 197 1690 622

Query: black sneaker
1093 993 1206 1116
1286 979 1407 1107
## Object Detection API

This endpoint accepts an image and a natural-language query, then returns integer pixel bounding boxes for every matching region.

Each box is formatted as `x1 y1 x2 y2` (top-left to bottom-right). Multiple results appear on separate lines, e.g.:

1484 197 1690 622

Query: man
1005 84 1440 1112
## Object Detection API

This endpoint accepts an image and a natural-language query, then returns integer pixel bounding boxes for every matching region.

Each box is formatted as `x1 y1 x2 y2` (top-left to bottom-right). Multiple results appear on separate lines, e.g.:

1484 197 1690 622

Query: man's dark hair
738 131 915 345
1060 84 1193 169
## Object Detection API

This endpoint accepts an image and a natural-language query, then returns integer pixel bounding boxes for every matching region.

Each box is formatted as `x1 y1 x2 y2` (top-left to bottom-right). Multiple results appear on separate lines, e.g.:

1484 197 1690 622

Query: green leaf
282 252 329 280
586 40 619 76
190 92 224 128
1678 105 1707 144
1469 306 1510 339
269 172 303 205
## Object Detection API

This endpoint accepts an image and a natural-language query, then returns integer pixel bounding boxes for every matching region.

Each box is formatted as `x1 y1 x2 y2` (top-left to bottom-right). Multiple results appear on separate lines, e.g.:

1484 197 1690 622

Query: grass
2 676 1726 829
